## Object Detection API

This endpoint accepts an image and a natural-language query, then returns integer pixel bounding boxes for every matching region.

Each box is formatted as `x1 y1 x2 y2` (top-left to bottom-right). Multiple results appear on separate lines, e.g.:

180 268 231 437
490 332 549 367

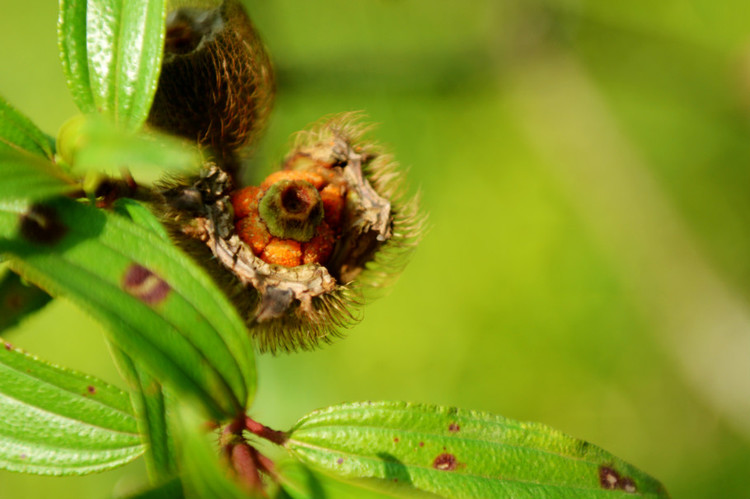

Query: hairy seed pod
157 114 425 352
148 0 274 174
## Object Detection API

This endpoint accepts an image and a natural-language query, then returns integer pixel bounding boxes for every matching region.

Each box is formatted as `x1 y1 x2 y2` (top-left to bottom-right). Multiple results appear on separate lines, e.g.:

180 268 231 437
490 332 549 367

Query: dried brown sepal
147 0 274 174
157 114 424 352
286 113 426 293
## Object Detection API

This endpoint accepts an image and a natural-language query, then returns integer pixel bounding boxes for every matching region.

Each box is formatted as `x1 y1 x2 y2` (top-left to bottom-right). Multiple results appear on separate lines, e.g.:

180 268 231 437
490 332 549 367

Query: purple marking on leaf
122 265 171 305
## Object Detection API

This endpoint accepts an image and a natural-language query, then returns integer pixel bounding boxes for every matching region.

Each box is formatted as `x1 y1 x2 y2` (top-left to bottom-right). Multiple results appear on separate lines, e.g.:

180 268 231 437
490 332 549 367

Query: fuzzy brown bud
147 0 274 173
158 114 425 352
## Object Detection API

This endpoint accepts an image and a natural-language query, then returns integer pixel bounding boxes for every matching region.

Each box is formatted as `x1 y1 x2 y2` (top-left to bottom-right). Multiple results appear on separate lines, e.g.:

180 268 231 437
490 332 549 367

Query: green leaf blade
66 117 202 181
0 150 76 204
275 460 444 499
116 0 167 130
0 271 53 333
287 401 669 499
2 198 255 420
124 478 184 499
58 0 96 113
0 344 143 475
0 96 55 160
110 345 177 481
85 0 167 130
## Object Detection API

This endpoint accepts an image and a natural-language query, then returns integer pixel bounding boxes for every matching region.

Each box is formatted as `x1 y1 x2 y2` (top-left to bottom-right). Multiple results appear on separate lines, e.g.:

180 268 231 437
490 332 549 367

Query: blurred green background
2 0 750 497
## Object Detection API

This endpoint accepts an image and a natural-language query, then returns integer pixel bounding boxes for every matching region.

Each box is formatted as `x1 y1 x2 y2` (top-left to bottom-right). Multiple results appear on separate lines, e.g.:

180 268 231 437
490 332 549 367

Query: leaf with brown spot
286 401 670 499
0 343 143 475
2 198 256 420
0 149 77 245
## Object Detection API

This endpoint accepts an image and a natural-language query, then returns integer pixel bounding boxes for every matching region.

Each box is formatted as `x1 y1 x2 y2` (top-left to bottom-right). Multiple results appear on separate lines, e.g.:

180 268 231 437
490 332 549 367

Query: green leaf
1 198 255 420
0 95 55 159
85 0 168 130
123 478 184 499
108 199 176 481
60 116 202 181
0 271 53 333
0 149 76 204
113 198 171 241
110 345 177 481
0 342 143 475
58 0 96 113
286 401 670 499
0 149 77 241
275 460 444 499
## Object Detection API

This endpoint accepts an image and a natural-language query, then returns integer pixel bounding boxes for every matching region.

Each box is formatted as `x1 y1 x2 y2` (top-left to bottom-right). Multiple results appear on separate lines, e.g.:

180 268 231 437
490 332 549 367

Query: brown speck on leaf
87 385 96 394
433 453 458 471
122 265 171 305
336 458 343 465
394 437 399 443
419 442 424 447
4 342 12 350
448 423 460 432
19 453 27 460
599 465 637 494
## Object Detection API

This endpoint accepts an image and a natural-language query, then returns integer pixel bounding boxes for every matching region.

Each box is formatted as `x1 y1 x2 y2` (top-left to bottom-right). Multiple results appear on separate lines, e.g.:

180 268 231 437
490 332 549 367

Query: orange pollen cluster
231 158 346 268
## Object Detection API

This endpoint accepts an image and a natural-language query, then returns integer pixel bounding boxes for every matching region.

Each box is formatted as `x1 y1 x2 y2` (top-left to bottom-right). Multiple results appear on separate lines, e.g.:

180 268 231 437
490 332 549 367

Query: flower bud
147 0 274 173
159 114 424 352
258 180 324 242
154 103 426 354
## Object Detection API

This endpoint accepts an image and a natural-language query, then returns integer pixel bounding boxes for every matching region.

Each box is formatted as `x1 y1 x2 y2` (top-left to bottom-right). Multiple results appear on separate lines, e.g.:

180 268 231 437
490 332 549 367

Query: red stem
231 441 265 496
244 416 288 446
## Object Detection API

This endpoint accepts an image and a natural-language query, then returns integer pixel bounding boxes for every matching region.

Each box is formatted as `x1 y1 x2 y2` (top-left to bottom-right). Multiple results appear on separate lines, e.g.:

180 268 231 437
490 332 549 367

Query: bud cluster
152 1 424 352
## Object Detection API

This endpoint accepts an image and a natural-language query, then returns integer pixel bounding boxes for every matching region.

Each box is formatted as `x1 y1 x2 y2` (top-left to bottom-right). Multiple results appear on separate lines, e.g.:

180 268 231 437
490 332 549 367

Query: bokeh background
2 1 750 497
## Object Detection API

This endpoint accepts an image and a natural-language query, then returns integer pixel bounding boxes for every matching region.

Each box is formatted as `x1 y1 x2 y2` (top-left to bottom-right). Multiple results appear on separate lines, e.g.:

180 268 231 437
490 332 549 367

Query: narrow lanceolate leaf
124 478 184 499
64 116 202 179
0 198 255 420
0 149 77 240
0 343 143 475
113 198 171 241
287 401 670 499
86 0 168 130
109 200 176 481
110 345 176 481
58 0 96 113
0 271 52 333
275 460 443 499
0 149 76 203
0 96 55 159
